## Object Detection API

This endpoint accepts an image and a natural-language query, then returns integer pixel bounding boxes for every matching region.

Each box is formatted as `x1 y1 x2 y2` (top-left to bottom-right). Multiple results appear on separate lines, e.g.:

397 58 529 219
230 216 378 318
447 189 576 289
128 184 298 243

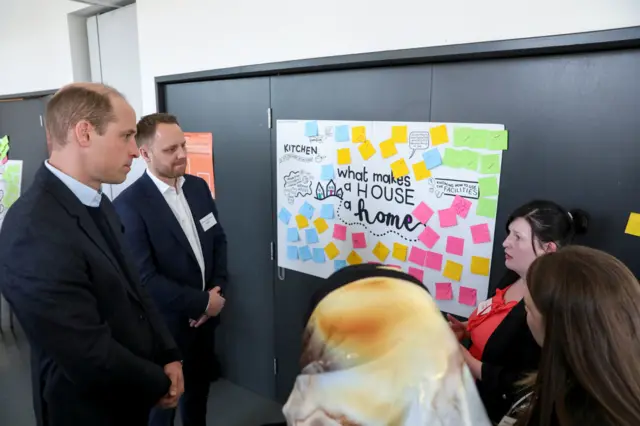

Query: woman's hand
460 344 483 380
447 314 469 341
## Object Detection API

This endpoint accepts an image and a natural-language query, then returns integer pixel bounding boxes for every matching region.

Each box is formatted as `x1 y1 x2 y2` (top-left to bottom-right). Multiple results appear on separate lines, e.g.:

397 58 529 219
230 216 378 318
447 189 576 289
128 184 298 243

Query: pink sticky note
436 282 453 300
0 156 7 165
459 286 478 306
446 236 465 256
418 226 440 249
438 208 458 228
352 232 367 249
451 195 472 218
408 267 424 282
412 202 434 224
333 224 347 241
470 223 492 244
408 246 427 266
425 251 443 271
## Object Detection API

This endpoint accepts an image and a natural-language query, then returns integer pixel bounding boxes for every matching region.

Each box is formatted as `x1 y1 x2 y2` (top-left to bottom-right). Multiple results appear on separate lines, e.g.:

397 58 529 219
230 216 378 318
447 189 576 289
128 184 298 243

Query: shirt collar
44 161 102 207
146 169 185 194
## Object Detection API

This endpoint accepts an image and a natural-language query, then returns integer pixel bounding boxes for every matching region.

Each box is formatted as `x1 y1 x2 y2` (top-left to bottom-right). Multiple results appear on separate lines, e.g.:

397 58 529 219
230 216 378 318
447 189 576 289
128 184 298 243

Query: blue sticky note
334 259 347 271
278 208 292 224
305 228 319 244
423 148 443 170
299 202 315 219
287 246 298 260
312 248 326 263
321 164 334 180
335 125 350 142
305 121 319 137
287 227 299 242
299 246 312 261
320 204 334 219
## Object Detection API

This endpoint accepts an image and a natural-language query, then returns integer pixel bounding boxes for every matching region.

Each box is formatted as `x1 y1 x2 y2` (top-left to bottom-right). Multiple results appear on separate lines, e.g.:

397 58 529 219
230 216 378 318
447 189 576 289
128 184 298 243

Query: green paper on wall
476 198 498 219
487 130 508 150
479 153 501 174
479 176 499 197
461 150 479 171
443 148 461 168
453 128 473 147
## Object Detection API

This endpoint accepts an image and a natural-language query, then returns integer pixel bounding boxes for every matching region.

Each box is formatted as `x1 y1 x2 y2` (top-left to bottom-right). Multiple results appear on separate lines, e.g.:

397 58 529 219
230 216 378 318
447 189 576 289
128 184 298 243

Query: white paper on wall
276 120 506 317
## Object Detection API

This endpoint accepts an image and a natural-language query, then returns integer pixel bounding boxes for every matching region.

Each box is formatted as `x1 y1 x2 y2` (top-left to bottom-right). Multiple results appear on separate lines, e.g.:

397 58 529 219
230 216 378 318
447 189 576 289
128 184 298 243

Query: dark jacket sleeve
1 229 171 405
114 199 209 320
206 182 228 292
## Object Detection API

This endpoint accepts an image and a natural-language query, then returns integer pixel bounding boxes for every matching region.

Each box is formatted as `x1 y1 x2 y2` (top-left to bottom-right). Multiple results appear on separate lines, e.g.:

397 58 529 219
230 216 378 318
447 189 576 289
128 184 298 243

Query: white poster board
277 120 506 317
0 160 24 231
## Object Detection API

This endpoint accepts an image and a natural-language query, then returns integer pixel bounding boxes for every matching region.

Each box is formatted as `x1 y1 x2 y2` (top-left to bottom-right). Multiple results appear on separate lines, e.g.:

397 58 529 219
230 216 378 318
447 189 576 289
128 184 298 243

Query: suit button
139 314 145 320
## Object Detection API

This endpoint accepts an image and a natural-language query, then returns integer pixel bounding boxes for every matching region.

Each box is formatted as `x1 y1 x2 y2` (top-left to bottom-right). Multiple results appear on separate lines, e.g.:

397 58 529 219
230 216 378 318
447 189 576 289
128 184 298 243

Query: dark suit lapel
183 180 213 278
139 173 200 266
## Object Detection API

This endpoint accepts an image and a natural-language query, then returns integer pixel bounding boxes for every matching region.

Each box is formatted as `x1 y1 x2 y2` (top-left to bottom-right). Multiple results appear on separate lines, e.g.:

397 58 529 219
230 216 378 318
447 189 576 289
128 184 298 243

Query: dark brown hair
520 246 640 426
135 113 180 147
45 84 123 147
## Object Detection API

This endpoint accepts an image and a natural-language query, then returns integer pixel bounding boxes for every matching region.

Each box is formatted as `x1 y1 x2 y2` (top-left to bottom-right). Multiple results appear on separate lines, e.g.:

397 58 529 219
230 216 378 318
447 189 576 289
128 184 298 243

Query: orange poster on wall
184 132 216 198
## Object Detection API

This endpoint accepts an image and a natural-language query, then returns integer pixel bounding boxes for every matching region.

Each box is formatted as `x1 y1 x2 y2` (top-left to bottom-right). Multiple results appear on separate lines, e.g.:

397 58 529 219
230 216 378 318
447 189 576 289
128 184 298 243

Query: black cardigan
475 274 541 423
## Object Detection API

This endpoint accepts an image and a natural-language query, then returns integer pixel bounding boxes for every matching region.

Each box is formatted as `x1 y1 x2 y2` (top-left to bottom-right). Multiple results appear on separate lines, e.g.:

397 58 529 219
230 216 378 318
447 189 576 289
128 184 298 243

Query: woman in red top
448 200 589 422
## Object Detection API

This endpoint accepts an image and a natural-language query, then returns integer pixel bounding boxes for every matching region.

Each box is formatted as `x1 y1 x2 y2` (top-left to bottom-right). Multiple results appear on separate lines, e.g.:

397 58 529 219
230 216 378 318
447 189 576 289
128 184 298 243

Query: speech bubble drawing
283 170 313 204
409 131 430 158
427 177 479 199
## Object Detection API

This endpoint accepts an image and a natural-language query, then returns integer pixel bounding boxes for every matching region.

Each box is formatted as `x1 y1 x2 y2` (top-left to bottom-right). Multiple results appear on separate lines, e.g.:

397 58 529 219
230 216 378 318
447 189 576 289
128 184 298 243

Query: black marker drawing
314 180 344 201
409 131 430 159
283 170 314 204
428 177 479 199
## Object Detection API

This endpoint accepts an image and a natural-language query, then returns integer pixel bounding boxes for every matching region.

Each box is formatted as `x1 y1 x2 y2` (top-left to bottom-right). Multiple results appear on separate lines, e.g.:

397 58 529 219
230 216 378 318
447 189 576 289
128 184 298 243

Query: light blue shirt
44 161 103 207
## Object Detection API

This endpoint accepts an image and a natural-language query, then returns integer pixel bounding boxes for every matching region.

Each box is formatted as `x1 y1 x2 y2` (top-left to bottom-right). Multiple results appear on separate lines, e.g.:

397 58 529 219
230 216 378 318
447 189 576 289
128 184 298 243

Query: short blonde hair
45 83 124 146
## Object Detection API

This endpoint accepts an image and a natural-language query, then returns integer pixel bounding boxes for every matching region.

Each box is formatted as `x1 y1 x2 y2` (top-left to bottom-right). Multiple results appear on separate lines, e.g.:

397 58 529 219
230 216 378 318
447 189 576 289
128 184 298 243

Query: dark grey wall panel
270 65 433 402
430 49 640 281
164 78 275 398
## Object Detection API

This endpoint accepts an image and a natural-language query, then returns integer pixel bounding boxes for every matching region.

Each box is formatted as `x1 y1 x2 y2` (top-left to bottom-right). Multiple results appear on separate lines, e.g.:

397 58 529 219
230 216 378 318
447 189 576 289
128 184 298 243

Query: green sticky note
0 135 8 149
443 148 461 168
480 153 501 174
479 176 499 197
453 127 473 147
487 130 508 150
0 143 9 160
467 129 488 149
477 198 498 219
461 150 479 171
2 161 23 209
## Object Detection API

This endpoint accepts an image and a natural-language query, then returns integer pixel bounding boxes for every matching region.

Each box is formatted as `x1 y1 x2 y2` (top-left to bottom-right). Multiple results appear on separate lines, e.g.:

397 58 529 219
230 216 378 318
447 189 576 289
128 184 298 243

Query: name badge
498 416 517 426
477 298 492 315
200 212 217 232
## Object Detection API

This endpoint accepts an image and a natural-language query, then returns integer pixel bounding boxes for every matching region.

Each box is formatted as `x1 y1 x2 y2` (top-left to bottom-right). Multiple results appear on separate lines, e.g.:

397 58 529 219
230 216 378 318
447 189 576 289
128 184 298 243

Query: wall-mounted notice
277 120 506 317
185 132 216 198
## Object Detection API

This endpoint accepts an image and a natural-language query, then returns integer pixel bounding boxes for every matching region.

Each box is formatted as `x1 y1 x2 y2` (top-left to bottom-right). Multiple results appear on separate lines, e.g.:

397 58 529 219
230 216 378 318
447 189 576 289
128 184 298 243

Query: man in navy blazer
114 113 228 426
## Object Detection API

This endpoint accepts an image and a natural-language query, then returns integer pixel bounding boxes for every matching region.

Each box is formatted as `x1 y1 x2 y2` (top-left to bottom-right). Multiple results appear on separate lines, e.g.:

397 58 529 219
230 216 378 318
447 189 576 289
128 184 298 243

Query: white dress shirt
147 170 206 290
44 161 103 207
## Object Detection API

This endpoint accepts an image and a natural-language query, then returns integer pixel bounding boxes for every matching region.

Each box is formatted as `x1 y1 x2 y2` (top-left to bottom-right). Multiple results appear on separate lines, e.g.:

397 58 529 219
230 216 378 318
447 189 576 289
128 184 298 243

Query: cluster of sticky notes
434 282 477 306
442 148 479 171
454 128 508 151
625 213 640 237
0 135 10 164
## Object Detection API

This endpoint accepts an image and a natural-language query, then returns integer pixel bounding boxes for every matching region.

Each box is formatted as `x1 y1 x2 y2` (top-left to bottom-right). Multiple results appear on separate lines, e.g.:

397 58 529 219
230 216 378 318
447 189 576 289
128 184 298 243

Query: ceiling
72 0 135 8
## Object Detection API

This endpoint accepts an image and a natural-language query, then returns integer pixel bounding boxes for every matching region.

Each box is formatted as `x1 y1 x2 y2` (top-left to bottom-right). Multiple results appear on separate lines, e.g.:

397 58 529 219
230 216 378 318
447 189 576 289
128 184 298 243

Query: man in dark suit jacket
113 113 227 426
0 84 184 426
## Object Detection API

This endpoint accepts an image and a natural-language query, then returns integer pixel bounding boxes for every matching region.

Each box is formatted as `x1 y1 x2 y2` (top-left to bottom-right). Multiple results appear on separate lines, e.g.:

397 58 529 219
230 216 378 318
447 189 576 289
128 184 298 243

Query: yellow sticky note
412 161 432 181
392 243 408 262
471 256 491 276
380 139 398 159
390 159 409 178
391 125 408 143
347 250 363 265
337 148 351 165
324 242 340 260
430 125 449 146
352 126 366 143
625 212 640 237
358 140 376 160
372 241 390 262
314 218 329 234
295 215 309 229
443 260 463 282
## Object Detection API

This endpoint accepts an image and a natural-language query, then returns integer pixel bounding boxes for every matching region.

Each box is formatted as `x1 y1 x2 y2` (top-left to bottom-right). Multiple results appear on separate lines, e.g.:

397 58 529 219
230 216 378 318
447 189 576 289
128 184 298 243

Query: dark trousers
149 321 217 426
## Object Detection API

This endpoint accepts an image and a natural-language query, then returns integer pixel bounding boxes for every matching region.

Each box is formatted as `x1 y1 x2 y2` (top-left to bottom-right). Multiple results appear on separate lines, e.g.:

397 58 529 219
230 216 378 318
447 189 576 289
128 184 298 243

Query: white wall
136 0 640 115
0 0 86 96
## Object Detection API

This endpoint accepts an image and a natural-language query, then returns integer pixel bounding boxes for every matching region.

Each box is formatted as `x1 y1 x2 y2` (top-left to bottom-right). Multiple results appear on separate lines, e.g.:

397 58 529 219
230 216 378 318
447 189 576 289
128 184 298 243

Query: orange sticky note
392 243 408 262
314 218 329 234
625 212 640 237
352 126 366 143
391 125 408 143
324 242 340 260
337 148 351 165
412 161 431 181
430 125 449 146
295 214 309 229
390 159 409 178
470 256 491 276
347 250 363 265
443 260 463 282
358 140 376 160
372 241 390 262
380 139 398 159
